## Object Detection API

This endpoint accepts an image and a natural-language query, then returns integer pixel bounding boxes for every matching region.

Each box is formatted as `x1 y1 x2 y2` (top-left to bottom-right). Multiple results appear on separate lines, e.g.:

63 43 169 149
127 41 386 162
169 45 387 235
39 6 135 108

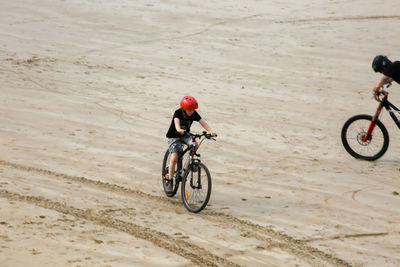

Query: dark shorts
168 134 191 154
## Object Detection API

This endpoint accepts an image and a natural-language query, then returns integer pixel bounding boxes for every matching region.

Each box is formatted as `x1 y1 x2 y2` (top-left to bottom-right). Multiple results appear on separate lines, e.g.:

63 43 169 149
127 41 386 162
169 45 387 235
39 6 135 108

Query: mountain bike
341 82 399 160
161 131 216 213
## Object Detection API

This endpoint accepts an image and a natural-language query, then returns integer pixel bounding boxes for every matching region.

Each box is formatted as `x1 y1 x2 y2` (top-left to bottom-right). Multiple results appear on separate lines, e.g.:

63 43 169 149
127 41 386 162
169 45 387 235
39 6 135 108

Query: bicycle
161 131 216 213
341 82 399 160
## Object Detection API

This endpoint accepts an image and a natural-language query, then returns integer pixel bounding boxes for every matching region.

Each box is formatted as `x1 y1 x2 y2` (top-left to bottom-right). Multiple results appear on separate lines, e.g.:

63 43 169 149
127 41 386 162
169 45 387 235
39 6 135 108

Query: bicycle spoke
347 123 383 156
182 163 211 213
341 114 389 160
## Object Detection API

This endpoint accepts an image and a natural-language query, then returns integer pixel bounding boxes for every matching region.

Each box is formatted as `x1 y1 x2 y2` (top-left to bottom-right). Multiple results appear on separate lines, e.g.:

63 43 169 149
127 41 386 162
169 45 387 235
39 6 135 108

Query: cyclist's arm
174 118 185 135
373 76 392 101
373 76 393 94
199 119 216 136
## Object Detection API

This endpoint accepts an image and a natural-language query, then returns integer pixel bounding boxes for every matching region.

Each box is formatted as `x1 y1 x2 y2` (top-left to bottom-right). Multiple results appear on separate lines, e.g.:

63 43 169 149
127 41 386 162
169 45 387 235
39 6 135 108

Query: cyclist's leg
168 152 178 180
167 137 182 181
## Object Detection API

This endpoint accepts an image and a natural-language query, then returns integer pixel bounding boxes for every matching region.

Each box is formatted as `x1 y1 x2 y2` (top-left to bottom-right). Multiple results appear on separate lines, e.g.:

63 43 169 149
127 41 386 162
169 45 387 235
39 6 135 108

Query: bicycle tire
181 162 212 213
341 114 389 161
161 149 179 197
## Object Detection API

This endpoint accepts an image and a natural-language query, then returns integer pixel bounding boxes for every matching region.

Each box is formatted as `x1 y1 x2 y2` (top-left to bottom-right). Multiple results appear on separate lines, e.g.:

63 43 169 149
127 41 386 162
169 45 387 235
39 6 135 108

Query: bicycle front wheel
341 114 389 161
181 162 212 213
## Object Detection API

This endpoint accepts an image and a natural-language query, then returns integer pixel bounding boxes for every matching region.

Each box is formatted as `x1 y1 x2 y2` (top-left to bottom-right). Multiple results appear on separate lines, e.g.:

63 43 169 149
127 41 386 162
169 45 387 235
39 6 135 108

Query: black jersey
166 109 202 138
384 61 400 84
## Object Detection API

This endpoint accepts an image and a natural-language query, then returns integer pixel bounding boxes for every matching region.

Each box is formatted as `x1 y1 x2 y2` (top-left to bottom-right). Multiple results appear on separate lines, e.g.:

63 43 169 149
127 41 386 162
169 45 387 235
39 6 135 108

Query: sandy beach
1 0 400 266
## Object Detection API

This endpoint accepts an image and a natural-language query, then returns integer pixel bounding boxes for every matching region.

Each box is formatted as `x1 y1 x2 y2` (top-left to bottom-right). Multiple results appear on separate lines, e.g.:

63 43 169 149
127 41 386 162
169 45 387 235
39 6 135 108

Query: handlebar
381 82 392 92
185 131 217 153
187 131 217 140
376 82 391 101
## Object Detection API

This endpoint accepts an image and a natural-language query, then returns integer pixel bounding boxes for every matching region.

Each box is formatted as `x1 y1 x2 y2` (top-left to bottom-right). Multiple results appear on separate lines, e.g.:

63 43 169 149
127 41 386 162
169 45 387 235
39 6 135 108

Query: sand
1 0 400 266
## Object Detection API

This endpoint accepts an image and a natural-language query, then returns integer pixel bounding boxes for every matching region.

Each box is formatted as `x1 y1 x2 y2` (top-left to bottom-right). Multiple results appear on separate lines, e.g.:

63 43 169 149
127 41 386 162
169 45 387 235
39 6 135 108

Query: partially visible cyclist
372 55 400 101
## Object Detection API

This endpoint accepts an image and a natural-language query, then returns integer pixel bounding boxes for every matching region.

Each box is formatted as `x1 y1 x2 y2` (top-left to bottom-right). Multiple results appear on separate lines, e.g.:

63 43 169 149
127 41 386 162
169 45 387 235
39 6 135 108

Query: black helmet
372 55 391 72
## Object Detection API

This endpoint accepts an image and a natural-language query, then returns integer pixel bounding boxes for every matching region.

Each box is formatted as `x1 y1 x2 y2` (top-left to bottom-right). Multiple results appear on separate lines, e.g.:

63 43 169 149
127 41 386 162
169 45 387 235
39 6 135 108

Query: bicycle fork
190 160 202 189
363 102 384 142
184 156 202 200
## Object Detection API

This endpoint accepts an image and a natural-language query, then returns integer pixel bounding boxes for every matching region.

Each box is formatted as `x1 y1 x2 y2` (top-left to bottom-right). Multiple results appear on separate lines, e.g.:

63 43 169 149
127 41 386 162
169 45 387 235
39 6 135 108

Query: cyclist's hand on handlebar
373 90 381 102
204 132 217 139
177 129 186 135
373 89 388 102
373 82 391 102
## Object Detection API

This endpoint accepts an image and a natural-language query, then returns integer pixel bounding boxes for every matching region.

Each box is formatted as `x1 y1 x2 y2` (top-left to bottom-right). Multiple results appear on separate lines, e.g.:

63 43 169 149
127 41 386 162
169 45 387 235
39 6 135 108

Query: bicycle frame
364 97 400 142
176 145 192 180
176 134 205 182
383 100 400 129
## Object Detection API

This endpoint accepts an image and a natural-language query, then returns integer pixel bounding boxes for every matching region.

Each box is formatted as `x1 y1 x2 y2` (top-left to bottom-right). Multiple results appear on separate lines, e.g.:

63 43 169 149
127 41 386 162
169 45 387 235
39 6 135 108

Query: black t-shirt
166 109 202 138
384 61 400 84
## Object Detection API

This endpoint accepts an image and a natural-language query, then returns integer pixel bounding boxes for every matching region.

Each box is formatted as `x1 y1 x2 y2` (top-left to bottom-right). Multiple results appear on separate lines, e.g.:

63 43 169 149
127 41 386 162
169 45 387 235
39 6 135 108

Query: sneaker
165 179 173 192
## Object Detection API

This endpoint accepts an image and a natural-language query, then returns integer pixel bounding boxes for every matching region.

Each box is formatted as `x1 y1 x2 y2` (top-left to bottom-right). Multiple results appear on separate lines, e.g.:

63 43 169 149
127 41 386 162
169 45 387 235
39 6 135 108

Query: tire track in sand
275 15 400 24
0 160 351 266
0 189 238 267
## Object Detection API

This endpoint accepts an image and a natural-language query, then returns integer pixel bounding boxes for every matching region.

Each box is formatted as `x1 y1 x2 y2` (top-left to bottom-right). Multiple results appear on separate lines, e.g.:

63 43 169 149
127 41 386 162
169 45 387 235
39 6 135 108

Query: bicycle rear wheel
341 114 389 161
181 162 212 213
161 149 179 197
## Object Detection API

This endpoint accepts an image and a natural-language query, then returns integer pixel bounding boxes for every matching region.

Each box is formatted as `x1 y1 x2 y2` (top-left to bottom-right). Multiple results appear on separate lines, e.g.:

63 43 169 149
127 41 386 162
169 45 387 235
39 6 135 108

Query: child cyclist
165 96 217 192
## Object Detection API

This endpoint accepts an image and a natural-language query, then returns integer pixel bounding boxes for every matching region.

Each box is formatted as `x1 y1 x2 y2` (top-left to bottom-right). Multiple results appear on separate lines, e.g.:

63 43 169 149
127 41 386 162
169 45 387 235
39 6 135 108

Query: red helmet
180 96 198 110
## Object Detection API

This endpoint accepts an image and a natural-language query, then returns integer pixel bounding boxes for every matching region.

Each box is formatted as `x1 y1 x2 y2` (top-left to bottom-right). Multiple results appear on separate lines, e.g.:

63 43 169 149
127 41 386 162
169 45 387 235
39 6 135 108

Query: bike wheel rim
182 164 211 212
345 118 386 158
